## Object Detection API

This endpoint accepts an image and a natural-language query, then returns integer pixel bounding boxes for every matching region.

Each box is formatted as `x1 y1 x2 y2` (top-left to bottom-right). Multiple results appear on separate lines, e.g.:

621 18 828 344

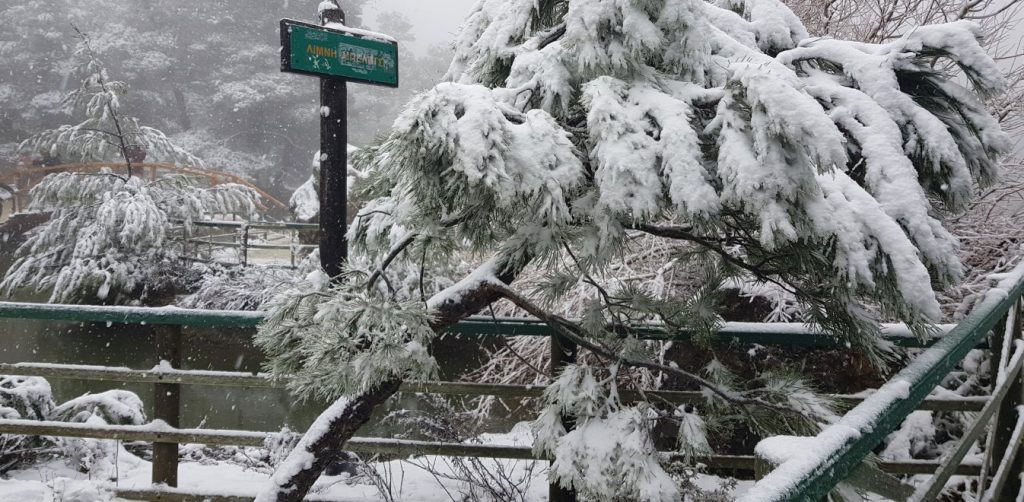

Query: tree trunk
0 212 50 254
256 379 402 502
256 258 524 502
173 88 191 132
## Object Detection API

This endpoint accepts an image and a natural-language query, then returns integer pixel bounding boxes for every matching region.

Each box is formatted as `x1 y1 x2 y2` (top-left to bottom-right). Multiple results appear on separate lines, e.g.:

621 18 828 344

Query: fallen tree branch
488 283 800 417
255 253 528 502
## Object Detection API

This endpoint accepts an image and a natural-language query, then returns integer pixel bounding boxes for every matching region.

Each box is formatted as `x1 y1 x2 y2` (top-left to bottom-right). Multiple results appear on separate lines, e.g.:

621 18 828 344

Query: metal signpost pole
319 4 348 278
280 2 399 279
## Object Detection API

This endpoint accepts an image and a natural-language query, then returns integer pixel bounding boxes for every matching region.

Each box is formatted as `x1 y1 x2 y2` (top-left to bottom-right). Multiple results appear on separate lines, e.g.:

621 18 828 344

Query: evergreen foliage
18 28 201 171
257 1 1009 499
0 375 147 478
1 39 259 304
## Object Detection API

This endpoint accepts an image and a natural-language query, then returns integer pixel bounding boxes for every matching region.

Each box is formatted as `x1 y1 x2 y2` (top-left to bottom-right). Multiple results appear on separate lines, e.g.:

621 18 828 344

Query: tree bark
256 257 525 502
173 88 191 132
0 212 50 254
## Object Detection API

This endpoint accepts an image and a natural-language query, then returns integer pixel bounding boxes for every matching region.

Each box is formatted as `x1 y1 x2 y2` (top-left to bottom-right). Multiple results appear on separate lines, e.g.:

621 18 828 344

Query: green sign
280 19 399 87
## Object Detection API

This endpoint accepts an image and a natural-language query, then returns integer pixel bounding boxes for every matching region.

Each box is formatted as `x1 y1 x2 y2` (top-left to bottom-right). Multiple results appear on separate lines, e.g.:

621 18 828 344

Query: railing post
981 298 1024 500
754 455 773 481
549 332 578 502
241 224 249 267
290 229 297 269
152 324 182 487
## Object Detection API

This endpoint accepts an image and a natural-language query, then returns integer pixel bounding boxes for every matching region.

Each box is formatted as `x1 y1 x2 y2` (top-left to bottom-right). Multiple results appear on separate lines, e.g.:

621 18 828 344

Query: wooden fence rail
0 362 991 412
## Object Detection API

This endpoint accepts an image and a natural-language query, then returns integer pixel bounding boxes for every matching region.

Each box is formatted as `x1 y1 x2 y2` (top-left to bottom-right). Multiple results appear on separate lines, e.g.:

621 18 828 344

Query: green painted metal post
743 265 1024 502
980 307 1012 497
990 299 1024 499
549 332 578 502
152 324 182 487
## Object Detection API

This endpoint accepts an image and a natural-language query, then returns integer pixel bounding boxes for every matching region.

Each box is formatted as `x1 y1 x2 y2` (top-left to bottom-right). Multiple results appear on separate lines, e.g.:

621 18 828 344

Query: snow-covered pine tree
17 27 200 174
1 32 260 305
255 1 1009 500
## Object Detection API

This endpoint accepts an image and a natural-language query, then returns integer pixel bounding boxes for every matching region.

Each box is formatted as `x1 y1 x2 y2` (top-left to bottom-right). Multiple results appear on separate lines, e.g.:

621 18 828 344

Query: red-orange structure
0 162 286 214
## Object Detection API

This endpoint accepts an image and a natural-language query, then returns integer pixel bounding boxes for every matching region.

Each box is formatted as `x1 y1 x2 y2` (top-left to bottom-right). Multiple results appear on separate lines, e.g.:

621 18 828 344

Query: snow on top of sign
323 22 396 44
317 1 338 14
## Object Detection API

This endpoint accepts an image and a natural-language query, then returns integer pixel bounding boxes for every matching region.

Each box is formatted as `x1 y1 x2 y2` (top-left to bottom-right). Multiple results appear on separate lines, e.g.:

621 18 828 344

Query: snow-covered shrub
287 146 364 223
0 375 55 420
179 266 302 311
58 415 123 475
289 176 319 222
0 376 56 475
50 390 146 425
0 171 258 304
0 377 147 476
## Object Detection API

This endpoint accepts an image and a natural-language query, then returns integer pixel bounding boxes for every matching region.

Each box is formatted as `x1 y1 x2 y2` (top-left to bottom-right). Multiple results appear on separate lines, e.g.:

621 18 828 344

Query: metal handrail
0 301 952 348
742 263 1024 502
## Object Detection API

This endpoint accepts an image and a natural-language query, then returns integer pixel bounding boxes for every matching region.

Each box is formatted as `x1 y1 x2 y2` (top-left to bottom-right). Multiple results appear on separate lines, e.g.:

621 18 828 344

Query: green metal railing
0 264 1021 502
743 263 1024 502
0 301 952 347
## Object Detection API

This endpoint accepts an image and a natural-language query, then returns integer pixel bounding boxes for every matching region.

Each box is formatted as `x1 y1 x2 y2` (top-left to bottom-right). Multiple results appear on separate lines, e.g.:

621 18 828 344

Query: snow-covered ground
1 425 547 501
0 422 752 501
1 452 542 501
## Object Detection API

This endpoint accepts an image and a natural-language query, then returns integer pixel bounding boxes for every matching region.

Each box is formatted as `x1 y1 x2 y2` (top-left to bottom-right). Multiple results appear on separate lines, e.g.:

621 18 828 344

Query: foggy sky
366 0 478 51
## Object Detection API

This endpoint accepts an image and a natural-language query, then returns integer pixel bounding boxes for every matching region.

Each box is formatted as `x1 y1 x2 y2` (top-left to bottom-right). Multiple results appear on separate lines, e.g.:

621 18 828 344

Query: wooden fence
177 219 319 269
0 266 1022 501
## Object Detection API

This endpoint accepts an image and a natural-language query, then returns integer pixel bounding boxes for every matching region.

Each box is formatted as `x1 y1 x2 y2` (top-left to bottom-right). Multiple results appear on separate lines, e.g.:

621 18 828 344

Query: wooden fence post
152 324 182 487
549 332 578 502
241 224 249 267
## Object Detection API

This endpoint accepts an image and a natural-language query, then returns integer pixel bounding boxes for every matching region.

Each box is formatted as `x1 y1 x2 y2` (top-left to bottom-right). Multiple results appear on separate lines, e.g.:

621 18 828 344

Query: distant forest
0 0 453 200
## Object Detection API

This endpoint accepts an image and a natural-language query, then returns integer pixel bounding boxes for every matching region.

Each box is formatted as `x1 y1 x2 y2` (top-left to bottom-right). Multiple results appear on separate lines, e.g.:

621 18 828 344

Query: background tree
254 0 1010 500
0 1 457 202
17 27 201 176
1 36 259 305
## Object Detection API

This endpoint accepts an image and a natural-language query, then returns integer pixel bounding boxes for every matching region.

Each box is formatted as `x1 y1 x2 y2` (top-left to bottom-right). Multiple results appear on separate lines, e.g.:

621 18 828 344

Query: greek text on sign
280 19 399 88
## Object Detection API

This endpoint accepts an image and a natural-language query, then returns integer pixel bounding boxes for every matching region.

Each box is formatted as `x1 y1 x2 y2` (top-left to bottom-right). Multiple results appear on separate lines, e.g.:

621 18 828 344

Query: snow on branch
257 1 1012 499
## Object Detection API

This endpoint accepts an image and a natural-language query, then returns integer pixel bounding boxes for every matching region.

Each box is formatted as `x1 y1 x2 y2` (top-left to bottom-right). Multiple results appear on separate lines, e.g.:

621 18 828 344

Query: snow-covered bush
0 376 56 475
257 0 1009 500
0 376 147 477
0 171 258 304
0 376 55 421
287 146 365 223
50 390 146 426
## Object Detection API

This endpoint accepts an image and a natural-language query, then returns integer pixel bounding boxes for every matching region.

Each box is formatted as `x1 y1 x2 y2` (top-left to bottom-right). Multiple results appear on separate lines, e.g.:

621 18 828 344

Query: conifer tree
255 1 1008 500
1 32 259 305
18 27 202 176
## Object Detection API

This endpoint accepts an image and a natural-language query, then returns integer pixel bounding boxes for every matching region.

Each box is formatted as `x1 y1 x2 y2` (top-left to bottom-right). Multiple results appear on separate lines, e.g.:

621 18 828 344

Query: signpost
280 3 398 278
